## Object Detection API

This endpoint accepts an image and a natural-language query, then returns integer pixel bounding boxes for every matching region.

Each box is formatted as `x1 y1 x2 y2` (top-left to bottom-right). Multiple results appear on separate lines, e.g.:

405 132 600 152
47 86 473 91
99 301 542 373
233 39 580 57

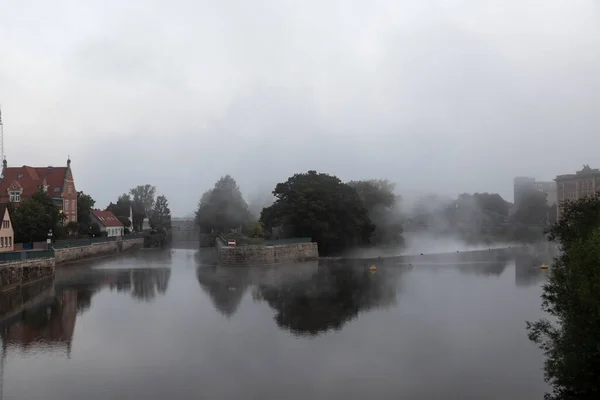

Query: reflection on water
0 249 550 400
515 254 548 287
256 264 398 336
196 266 250 317
0 266 172 356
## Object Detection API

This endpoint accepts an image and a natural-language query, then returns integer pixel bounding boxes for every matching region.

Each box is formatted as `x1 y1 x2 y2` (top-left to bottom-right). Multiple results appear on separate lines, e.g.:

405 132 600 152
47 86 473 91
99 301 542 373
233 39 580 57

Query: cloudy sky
1 0 599 216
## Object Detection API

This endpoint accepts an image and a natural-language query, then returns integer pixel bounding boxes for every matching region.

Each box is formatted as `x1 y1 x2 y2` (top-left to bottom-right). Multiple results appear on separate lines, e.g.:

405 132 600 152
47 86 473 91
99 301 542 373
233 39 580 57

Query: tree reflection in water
256 264 399 336
196 266 250 317
130 269 172 302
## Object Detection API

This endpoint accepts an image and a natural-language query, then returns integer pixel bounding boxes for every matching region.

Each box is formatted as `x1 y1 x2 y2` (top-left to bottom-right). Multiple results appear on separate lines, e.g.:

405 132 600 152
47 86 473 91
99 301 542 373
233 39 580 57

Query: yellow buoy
369 265 377 272
540 263 548 269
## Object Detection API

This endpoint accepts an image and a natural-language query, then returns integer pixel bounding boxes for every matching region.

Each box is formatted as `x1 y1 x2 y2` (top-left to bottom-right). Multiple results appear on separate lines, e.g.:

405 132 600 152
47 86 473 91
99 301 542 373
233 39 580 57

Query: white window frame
9 192 20 202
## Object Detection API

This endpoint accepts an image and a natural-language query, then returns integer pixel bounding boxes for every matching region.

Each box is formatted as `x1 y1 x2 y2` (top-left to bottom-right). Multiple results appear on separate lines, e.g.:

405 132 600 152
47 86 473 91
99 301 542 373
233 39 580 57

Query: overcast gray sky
1 0 599 216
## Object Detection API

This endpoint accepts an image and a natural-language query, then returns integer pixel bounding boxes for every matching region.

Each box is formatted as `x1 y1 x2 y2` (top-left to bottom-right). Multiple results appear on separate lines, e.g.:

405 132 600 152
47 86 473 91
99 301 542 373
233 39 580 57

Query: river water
0 248 549 399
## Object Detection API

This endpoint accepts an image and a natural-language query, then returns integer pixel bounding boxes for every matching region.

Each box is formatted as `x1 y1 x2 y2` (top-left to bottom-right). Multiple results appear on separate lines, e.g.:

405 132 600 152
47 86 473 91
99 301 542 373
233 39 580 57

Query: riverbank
0 236 145 292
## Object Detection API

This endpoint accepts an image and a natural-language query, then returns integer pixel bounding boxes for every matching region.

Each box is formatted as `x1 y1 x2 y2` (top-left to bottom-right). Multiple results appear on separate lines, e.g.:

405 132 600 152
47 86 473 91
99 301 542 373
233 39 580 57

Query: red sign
227 239 237 247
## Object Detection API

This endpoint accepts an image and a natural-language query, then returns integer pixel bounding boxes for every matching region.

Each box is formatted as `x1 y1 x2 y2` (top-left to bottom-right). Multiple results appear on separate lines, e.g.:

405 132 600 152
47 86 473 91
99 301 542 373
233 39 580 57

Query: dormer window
9 191 20 202
16 173 23 179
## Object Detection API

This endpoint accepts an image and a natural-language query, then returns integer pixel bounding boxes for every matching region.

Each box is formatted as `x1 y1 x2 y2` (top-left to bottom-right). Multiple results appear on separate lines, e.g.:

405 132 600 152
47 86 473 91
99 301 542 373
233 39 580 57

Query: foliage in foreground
527 193 600 399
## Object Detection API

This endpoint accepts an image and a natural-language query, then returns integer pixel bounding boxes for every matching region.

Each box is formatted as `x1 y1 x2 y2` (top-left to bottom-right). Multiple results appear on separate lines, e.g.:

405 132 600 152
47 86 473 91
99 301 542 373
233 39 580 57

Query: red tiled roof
0 165 68 200
92 210 123 227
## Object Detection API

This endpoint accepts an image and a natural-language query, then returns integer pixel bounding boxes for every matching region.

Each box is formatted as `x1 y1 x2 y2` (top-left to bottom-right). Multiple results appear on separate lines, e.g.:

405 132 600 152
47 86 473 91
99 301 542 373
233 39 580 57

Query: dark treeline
407 189 554 244
196 171 404 255
195 170 557 256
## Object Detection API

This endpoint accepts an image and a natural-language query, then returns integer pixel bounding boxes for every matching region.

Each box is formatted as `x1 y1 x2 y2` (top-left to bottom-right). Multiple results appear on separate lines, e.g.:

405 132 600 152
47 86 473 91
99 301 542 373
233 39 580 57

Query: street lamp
47 229 53 250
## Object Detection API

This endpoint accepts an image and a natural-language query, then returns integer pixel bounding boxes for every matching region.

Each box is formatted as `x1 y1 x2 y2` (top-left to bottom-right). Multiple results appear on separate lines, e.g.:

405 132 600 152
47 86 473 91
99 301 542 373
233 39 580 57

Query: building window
8 237 11 247
71 199 76 211
9 192 20 202
1 237 4 247
65 200 69 211
68 185 73 195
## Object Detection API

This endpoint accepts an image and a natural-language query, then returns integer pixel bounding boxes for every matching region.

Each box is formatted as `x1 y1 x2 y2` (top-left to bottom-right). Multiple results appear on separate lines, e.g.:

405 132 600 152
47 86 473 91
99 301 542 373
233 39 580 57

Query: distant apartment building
555 165 600 219
513 177 557 207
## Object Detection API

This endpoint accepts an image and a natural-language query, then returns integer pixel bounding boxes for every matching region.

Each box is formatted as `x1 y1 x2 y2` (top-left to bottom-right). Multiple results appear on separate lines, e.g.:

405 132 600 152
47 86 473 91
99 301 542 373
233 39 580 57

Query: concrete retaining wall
55 238 144 264
217 241 319 266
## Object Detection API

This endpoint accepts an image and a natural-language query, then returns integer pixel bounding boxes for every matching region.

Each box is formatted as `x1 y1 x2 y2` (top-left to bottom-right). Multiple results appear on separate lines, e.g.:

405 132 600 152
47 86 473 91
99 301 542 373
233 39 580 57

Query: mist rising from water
341 232 515 259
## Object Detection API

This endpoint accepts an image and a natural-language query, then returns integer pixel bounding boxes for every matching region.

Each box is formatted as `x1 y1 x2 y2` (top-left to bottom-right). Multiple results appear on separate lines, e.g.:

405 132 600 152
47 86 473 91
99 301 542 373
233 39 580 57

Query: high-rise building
513 176 557 207
556 165 600 219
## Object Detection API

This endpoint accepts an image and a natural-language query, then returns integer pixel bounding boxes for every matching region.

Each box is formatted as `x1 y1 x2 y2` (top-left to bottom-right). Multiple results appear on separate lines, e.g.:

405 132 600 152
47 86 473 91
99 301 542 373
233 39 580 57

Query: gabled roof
0 204 9 222
92 210 123 227
0 165 68 198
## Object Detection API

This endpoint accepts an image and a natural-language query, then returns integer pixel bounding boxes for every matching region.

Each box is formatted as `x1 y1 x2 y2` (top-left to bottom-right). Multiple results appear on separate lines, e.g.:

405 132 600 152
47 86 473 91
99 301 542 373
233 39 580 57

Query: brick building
555 165 600 219
0 158 78 223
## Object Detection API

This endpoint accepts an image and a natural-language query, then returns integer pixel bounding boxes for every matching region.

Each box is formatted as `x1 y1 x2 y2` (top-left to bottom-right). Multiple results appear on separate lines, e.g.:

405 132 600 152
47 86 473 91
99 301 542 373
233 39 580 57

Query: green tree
66 221 79 236
260 171 374 255
514 190 550 226
11 189 66 243
150 195 172 230
76 191 96 235
527 193 600 399
195 175 251 233
348 179 403 246
130 184 156 216
107 193 141 230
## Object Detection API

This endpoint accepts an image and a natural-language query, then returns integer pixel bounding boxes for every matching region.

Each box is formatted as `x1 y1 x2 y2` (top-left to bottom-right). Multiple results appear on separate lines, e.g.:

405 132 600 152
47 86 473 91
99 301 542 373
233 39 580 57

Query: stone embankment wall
54 238 144 264
217 241 318 266
0 257 55 292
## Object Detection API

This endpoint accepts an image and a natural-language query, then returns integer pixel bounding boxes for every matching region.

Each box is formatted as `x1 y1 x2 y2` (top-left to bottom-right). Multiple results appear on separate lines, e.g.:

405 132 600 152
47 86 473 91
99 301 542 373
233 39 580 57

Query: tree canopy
150 195 172 230
260 171 374 255
527 192 600 399
348 179 403 246
195 175 251 234
107 192 144 231
513 190 550 226
130 184 156 215
10 189 66 243
76 191 96 235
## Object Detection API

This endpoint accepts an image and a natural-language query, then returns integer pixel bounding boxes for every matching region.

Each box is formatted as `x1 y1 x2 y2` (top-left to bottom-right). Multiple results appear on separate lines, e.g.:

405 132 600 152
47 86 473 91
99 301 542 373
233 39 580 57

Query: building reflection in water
0 267 172 358
196 260 401 336
515 254 547 287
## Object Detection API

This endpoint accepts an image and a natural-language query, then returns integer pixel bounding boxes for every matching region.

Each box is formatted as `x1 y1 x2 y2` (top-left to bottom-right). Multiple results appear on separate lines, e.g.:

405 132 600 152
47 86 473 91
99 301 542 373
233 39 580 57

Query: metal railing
264 237 312 245
0 249 55 264
53 236 117 249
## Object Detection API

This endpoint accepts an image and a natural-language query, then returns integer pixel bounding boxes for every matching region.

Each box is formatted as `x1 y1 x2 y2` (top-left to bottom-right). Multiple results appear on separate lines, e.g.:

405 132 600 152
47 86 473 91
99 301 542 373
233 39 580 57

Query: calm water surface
0 249 548 399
